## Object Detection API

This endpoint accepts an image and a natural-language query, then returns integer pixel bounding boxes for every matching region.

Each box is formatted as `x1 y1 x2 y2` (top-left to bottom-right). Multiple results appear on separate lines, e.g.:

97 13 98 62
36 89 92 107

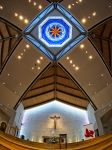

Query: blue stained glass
23 3 87 60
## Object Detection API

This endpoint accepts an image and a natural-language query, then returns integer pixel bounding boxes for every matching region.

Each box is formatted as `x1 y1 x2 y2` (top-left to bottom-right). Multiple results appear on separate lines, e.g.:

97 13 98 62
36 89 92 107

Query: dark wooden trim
45 0 64 3
88 37 112 77
24 98 86 110
56 89 88 101
24 98 55 109
0 36 23 74
56 98 87 110
14 63 52 109
88 16 112 32
58 63 97 110
56 82 79 91
23 89 54 100
0 17 22 32
30 82 55 91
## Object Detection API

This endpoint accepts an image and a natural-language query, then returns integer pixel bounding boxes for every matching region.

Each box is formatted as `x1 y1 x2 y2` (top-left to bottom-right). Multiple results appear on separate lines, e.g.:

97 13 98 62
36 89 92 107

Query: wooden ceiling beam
56 89 88 101
23 89 55 100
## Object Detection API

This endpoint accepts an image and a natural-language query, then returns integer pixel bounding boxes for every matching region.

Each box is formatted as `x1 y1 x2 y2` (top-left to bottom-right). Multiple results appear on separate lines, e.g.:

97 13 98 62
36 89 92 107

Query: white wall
95 99 112 135
14 103 24 129
20 101 89 143
87 104 97 130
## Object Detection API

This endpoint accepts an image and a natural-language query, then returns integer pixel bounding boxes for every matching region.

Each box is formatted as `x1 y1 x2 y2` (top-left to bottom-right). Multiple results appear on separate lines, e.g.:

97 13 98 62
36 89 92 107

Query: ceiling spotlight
7 73 10 76
24 19 29 24
0 5 3 10
68 4 72 9
40 56 43 60
38 5 42 10
38 66 40 70
17 55 22 60
88 82 91 86
70 60 73 64
66 56 69 60
37 59 40 64
26 44 30 48
80 44 85 49
33 2 37 6
28 0 31 2
19 15 24 20
81 18 87 24
92 12 96 16
89 55 93 60
79 0 83 2
14 13 18 17
2 82 6 85
32 67 34 70
73 64 75 67
101 74 104 77
75 66 79 70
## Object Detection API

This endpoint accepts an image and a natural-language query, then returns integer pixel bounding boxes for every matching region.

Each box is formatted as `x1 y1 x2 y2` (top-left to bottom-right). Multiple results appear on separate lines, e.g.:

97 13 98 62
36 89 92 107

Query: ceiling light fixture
40 56 43 60
75 66 79 70
19 15 24 20
70 60 73 64
81 18 87 24
92 12 96 16
17 55 22 60
89 55 93 60
26 44 30 48
66 56 69 60
80 44 85 49
38 5 42 10
24 19 29 24
0 5 3 10
14 13 18 17
37 59 40 64
68 4 72 9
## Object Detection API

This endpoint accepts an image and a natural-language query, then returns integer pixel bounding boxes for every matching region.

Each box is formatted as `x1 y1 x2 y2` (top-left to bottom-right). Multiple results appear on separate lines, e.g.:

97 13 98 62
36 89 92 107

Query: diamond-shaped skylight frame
24 3 87 60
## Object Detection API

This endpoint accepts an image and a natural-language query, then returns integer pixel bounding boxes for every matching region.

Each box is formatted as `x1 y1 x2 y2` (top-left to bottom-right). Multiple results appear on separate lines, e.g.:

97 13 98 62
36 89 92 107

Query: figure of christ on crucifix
50 115 60 130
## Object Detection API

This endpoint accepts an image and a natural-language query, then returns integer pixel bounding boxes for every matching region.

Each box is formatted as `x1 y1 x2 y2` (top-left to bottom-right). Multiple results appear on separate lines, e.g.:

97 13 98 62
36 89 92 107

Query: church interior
0 0 112 149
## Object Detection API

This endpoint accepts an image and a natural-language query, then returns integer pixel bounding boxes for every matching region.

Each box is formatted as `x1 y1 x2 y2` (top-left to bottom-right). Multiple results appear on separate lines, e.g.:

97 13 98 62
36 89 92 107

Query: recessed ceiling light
81 18 87 24
68 4 72 9
76 1 79 4
32 67 34 70
80 44 85 49
70 60 73 64
17 55 22 60
66 56 69 60
26 44 30 48
38 5 42 10
33 2 37 6
85 51 88 54
24 19 29 24
28 0 31 2
92 12 96 16
101 74 104 77
73 64 75 67
14 13 18 17
75 66 79 70
40 56 43 60
38 66 40 70
2 82 6 85
37 59 40 64
21 53 23 56
7 73 10 76
19 15 24 20
0 5 3 10
23 49 26 52
88 82 91 86
89 55 93 60
79 0 83 2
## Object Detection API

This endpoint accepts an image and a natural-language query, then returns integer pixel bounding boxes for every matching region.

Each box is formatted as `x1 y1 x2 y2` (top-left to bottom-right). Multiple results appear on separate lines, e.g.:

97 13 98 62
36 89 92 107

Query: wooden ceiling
0 17 22 73
22 63 89 109
89 16 112 75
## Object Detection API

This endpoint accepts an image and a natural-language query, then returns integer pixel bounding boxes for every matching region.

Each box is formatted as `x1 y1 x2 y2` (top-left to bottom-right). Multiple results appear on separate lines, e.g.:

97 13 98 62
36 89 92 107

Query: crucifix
50 115 60 130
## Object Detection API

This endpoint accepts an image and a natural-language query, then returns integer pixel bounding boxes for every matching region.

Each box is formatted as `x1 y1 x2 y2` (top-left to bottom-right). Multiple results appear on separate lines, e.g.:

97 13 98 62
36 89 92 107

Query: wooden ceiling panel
89 16 112 73
22 63 89 109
